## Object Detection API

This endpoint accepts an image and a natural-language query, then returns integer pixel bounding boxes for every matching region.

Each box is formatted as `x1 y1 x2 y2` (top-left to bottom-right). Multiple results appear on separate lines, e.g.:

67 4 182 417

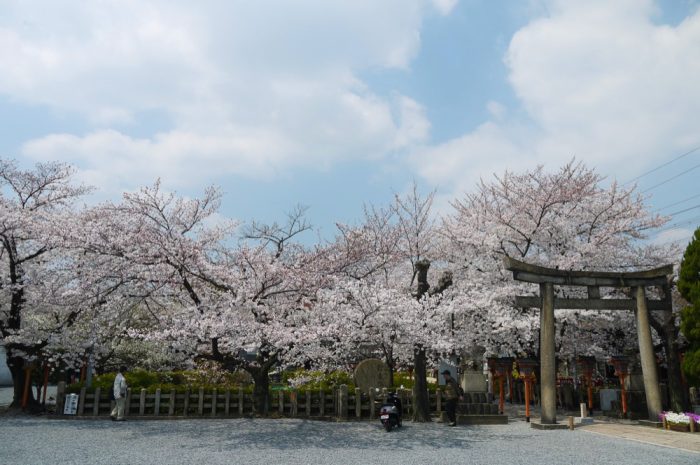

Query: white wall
0 345 12 386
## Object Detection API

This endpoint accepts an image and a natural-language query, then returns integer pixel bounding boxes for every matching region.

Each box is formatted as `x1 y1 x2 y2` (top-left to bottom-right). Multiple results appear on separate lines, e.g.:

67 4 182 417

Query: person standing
111 366 128 421
442 369 463 426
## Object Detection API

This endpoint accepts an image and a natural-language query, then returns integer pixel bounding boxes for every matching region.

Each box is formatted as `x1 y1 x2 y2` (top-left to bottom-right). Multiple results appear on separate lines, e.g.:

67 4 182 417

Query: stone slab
638 420 662 428
530 421 571 430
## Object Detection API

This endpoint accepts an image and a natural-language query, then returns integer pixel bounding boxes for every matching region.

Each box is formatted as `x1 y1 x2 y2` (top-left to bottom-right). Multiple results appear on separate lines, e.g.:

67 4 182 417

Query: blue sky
1 0 699 245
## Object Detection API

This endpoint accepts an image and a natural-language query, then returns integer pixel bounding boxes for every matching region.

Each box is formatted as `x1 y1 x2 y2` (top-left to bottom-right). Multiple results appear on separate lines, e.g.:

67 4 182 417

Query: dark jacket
444 377 462 400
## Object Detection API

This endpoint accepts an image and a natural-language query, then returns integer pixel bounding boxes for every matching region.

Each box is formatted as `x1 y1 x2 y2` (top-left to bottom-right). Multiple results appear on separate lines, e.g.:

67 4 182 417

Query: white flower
664 412 690 424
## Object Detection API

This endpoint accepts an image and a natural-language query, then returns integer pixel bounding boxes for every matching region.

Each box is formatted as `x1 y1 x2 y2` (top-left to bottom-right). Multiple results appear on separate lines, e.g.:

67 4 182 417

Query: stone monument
353 358 391 393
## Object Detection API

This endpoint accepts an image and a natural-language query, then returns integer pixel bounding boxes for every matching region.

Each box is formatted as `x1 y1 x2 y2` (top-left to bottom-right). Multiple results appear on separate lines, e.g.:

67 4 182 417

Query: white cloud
431 0 459 16
2 0 441 189
21 91 427 194
412 0 700 195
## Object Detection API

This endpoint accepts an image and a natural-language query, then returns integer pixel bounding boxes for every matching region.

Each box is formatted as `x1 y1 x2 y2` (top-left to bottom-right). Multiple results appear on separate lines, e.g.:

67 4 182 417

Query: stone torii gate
504 257 673 424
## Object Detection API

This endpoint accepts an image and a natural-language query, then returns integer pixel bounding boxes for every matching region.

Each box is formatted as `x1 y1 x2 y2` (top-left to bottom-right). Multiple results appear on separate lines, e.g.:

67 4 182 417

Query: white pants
111 397 126 419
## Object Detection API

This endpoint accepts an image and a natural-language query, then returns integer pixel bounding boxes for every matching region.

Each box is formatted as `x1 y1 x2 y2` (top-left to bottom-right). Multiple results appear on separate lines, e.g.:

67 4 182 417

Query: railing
56 383 496 420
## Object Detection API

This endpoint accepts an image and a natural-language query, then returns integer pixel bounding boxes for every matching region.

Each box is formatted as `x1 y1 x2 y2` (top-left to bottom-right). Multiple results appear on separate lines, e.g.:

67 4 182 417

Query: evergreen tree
679 227 700 385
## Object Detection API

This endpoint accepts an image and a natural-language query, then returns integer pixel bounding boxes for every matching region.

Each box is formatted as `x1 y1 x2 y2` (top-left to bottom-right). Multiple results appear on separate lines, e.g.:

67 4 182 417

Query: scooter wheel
384 421 393 432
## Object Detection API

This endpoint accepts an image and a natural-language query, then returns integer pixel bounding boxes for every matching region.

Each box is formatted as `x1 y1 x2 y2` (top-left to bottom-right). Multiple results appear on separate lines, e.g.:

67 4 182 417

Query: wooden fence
57 383 463 420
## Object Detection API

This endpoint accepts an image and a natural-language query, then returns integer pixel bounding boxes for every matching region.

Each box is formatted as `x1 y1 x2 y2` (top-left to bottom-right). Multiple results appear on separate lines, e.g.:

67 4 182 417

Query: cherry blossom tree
319 184 455 422
442 160 679 382
0 159 92 408
79 185 336 413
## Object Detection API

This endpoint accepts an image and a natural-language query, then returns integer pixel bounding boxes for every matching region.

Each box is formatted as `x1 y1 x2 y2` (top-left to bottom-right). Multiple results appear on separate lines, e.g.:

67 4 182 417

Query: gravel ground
0 416 697 465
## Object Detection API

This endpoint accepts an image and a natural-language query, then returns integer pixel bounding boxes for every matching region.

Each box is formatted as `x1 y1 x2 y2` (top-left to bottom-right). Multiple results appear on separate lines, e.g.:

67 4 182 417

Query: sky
1 0 699 247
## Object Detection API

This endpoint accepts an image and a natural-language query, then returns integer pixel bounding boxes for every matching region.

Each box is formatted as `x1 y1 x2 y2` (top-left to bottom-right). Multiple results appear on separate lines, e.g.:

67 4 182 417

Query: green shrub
283 369 354 391
67 369 254 393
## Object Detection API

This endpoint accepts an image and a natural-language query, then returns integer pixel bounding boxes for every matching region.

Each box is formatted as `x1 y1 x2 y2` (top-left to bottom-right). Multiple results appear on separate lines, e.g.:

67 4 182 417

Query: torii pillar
634 286 663 420
540 282 557 424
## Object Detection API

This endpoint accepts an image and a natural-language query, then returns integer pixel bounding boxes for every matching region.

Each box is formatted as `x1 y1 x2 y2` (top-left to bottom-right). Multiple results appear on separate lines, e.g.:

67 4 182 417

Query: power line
655 236 693 247
655 215 700 233
667 204 700 217
656 193 700 212
625 146 700 185
640 161 700 193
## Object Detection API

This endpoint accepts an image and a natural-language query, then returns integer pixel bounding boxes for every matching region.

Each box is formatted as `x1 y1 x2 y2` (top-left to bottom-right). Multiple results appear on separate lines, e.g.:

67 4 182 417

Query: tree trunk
7 352 38 410
412 345 431 422
654 311 690 412
250 368 270 415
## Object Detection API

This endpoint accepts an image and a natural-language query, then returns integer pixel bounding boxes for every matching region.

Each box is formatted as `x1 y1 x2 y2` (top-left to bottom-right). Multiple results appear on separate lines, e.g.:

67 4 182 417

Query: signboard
63 393 78 415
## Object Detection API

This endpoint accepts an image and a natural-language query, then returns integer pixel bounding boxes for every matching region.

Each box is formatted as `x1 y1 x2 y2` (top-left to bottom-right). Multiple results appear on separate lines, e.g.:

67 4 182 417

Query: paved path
579 423 700 454
1 416 698 465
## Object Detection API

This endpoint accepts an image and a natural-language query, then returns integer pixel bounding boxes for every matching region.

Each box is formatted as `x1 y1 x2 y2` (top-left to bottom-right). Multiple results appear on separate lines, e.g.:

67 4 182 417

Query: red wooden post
518 359 538 423
619 373 628 416
610 356 630 417
524 377 531 421
498 376 505 414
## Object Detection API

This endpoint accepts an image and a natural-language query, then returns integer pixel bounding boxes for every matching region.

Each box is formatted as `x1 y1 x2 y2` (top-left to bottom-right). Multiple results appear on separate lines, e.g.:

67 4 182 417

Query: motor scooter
379 392 402 432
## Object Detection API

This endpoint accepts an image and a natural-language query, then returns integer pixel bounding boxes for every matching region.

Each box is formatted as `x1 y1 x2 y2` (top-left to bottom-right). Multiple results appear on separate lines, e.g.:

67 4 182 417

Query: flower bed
659 411 700 433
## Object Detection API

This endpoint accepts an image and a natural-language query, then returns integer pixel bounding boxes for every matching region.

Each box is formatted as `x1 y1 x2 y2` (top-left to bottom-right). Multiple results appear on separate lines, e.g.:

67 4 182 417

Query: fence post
338 385 348 420
183 389 190 417
368 389 375 419
291 390 298 416
436 389 441 416
78 387 86 415
355 388 361 418
124 388 132 418
56 381 66 415
154 389 161 417
182 387 190 417
198 387 204 416
225 390 231 416
238 388 244 416
93 387 101 416
211 389 217 417
278 390 284 415
305 390 311 417
319 390 325 417
169 390 175 416
139 389 146 416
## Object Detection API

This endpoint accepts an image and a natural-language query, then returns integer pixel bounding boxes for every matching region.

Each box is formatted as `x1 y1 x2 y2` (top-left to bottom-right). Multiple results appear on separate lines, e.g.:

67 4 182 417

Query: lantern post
576 356 596 415
493 358 513 414
610 356 630 417
518 358 538 423
487 357 505 413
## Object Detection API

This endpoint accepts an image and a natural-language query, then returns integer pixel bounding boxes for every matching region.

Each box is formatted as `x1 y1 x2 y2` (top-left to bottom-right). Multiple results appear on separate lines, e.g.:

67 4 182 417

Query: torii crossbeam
504 256 673 424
